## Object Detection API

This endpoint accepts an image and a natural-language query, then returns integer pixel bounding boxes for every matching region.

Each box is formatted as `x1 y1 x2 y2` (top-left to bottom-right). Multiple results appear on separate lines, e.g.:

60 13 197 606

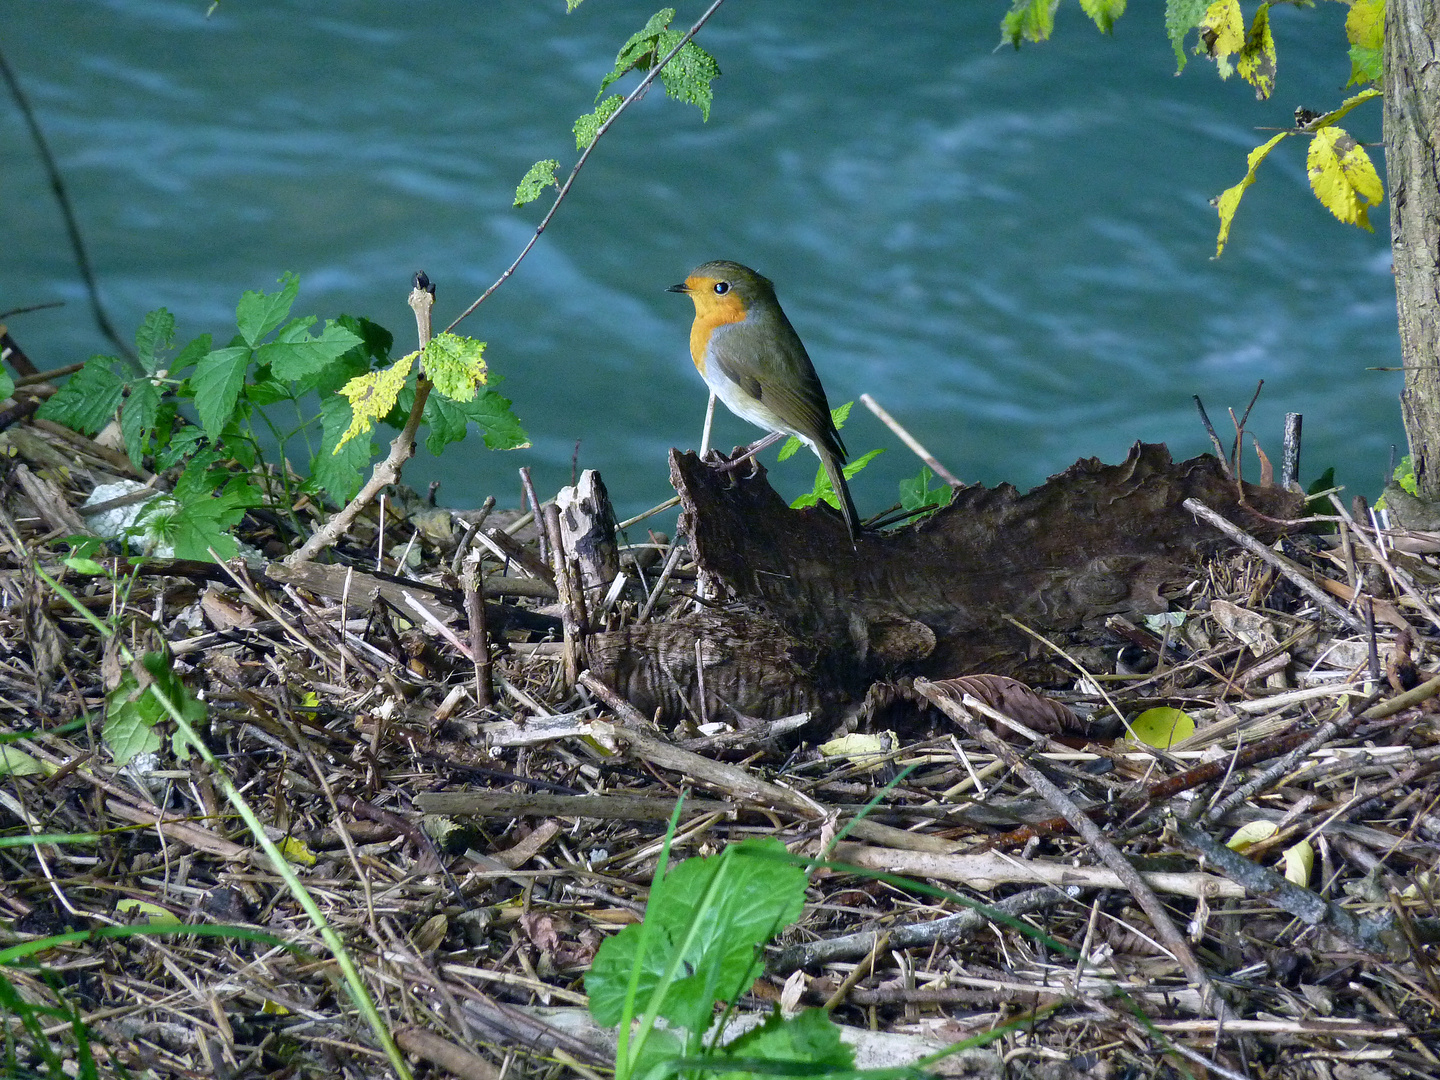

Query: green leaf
1001 0 1059 46
655 33 720 122
1078 0 1126 35
0 746 45 778
0 369 12 401
515 158 560 207
422 387 529 455
191 345 253 439
574 95 623 151
134 308 175 374
1165 0 1210 70
121 377 162 467
1348 44 1384 86
256 318 364 381
235 272 300 347
36 356 125 435
1130 707 1195 748
899 466 954 513
423 332 488 402
598 8 676 97
169 333 212 376
792 448 882 510
711 1008 853 1078
313 394 372 504
155 425 206 471
1346 0 1385 50
585 837 806 1035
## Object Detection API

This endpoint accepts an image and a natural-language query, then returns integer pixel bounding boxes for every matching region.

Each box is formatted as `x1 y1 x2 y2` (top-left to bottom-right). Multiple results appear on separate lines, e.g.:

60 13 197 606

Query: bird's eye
713 281 730 295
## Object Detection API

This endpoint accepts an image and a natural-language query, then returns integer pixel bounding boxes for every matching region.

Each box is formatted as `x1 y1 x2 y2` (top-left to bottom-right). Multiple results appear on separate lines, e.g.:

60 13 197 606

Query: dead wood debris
0 419 1439 1080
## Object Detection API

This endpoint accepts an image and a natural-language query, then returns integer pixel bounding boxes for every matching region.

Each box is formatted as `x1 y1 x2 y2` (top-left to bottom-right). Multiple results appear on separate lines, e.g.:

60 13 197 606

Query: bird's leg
712 430 787 474
699 392 717 457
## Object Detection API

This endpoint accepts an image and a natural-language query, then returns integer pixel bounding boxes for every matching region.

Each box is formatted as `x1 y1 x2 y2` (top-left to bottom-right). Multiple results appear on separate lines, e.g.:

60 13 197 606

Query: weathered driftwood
587 442 1303 724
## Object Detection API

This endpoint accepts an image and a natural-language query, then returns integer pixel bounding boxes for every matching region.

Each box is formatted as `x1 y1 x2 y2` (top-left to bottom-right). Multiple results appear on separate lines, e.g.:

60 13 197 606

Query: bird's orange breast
683 276 749 374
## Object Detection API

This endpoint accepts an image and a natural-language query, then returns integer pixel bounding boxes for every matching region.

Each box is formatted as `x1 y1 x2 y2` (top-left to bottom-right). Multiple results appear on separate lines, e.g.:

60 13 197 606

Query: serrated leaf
598 8 676 96
134 308 175 374
515 158 560 207
655 33 720 121
1000 0 1060 46
1129 706 1195 749
899 466 954 513
1166 0 1209 69
336 350 417 452
235 272 300 347
121 377 162 467
169 333 212 376
1307 126 1384 231
574 94 623 150
423 388 529 455
192 345 253 439
1214 130 1290 256
1078 0 1126 35
314 394 372 503
1346 0 1385 50
423 333 487 402
1198 0 1244 78
255 317 362 381
35 356 125 435
1348 44 1384 86
1236 3 1275 100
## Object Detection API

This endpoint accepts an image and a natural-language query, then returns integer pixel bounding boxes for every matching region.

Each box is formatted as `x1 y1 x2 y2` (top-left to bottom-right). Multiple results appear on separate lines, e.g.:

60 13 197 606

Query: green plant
781 402 883 513
585 833 852 1080
898 466 953 517
37 274 526 560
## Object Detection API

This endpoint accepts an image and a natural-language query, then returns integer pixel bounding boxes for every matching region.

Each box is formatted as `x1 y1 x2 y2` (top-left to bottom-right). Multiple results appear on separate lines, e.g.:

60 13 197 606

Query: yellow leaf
1226 820 1278 852
1214 131 1290 256
1281 839 1314 887
1307 126 1384 230
334 349 417 452
423 332 488 403
277 835 317 867
1129 707 1195 749
1236 3 1276 100
1198 0 1245 78
116 898 181 925
1346 0 1385 49
0 745 47 777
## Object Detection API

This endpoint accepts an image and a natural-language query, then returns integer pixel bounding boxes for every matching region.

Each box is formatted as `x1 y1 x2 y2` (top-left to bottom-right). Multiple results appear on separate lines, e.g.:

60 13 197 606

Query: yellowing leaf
1307 126 1384 231
1214 131 1290 256
335 349 417 452
1346 0 1385 49
819 732 896 771
277 835 317 867
0 745 46 777
1198 0 1244 78
116 898 181 925
1236 3 1276 100
423 333 488 403
1226 820 1278 852
1281 839 1314 887
1129 707 1195 749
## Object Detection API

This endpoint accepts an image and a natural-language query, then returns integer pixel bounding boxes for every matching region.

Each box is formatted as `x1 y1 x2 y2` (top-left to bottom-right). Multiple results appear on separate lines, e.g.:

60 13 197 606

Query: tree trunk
1388 0 1440 498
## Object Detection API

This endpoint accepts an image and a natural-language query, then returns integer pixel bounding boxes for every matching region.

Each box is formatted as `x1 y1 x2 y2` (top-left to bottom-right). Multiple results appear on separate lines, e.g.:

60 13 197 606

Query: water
3 1 1402 522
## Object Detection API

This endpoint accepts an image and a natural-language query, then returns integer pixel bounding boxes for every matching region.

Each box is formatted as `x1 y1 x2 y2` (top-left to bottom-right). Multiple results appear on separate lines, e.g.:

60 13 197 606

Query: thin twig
860 393 962 487
445 0 728 333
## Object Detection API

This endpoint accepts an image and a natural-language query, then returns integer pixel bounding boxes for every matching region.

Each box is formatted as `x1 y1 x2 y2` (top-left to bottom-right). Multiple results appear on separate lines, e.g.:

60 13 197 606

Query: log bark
1388 0 1440 497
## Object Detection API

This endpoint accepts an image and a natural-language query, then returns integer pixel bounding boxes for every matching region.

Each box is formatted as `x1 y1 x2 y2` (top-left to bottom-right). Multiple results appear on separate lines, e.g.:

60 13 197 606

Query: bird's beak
666 281 690 294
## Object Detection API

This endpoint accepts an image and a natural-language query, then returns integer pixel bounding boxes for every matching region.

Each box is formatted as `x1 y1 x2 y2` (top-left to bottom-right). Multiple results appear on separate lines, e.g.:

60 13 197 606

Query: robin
667 260 861 540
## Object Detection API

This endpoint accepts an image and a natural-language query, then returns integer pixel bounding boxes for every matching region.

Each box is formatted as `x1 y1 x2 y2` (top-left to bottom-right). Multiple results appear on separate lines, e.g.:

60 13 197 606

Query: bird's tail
819 448 862 542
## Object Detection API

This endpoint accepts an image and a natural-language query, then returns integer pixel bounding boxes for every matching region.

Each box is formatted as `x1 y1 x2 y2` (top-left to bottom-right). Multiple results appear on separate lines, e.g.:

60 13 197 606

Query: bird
667 260 861 540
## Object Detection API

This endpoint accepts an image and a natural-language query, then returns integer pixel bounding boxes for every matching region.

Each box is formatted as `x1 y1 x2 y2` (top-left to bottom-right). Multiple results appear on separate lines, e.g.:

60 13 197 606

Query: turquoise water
4 1 1402 519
